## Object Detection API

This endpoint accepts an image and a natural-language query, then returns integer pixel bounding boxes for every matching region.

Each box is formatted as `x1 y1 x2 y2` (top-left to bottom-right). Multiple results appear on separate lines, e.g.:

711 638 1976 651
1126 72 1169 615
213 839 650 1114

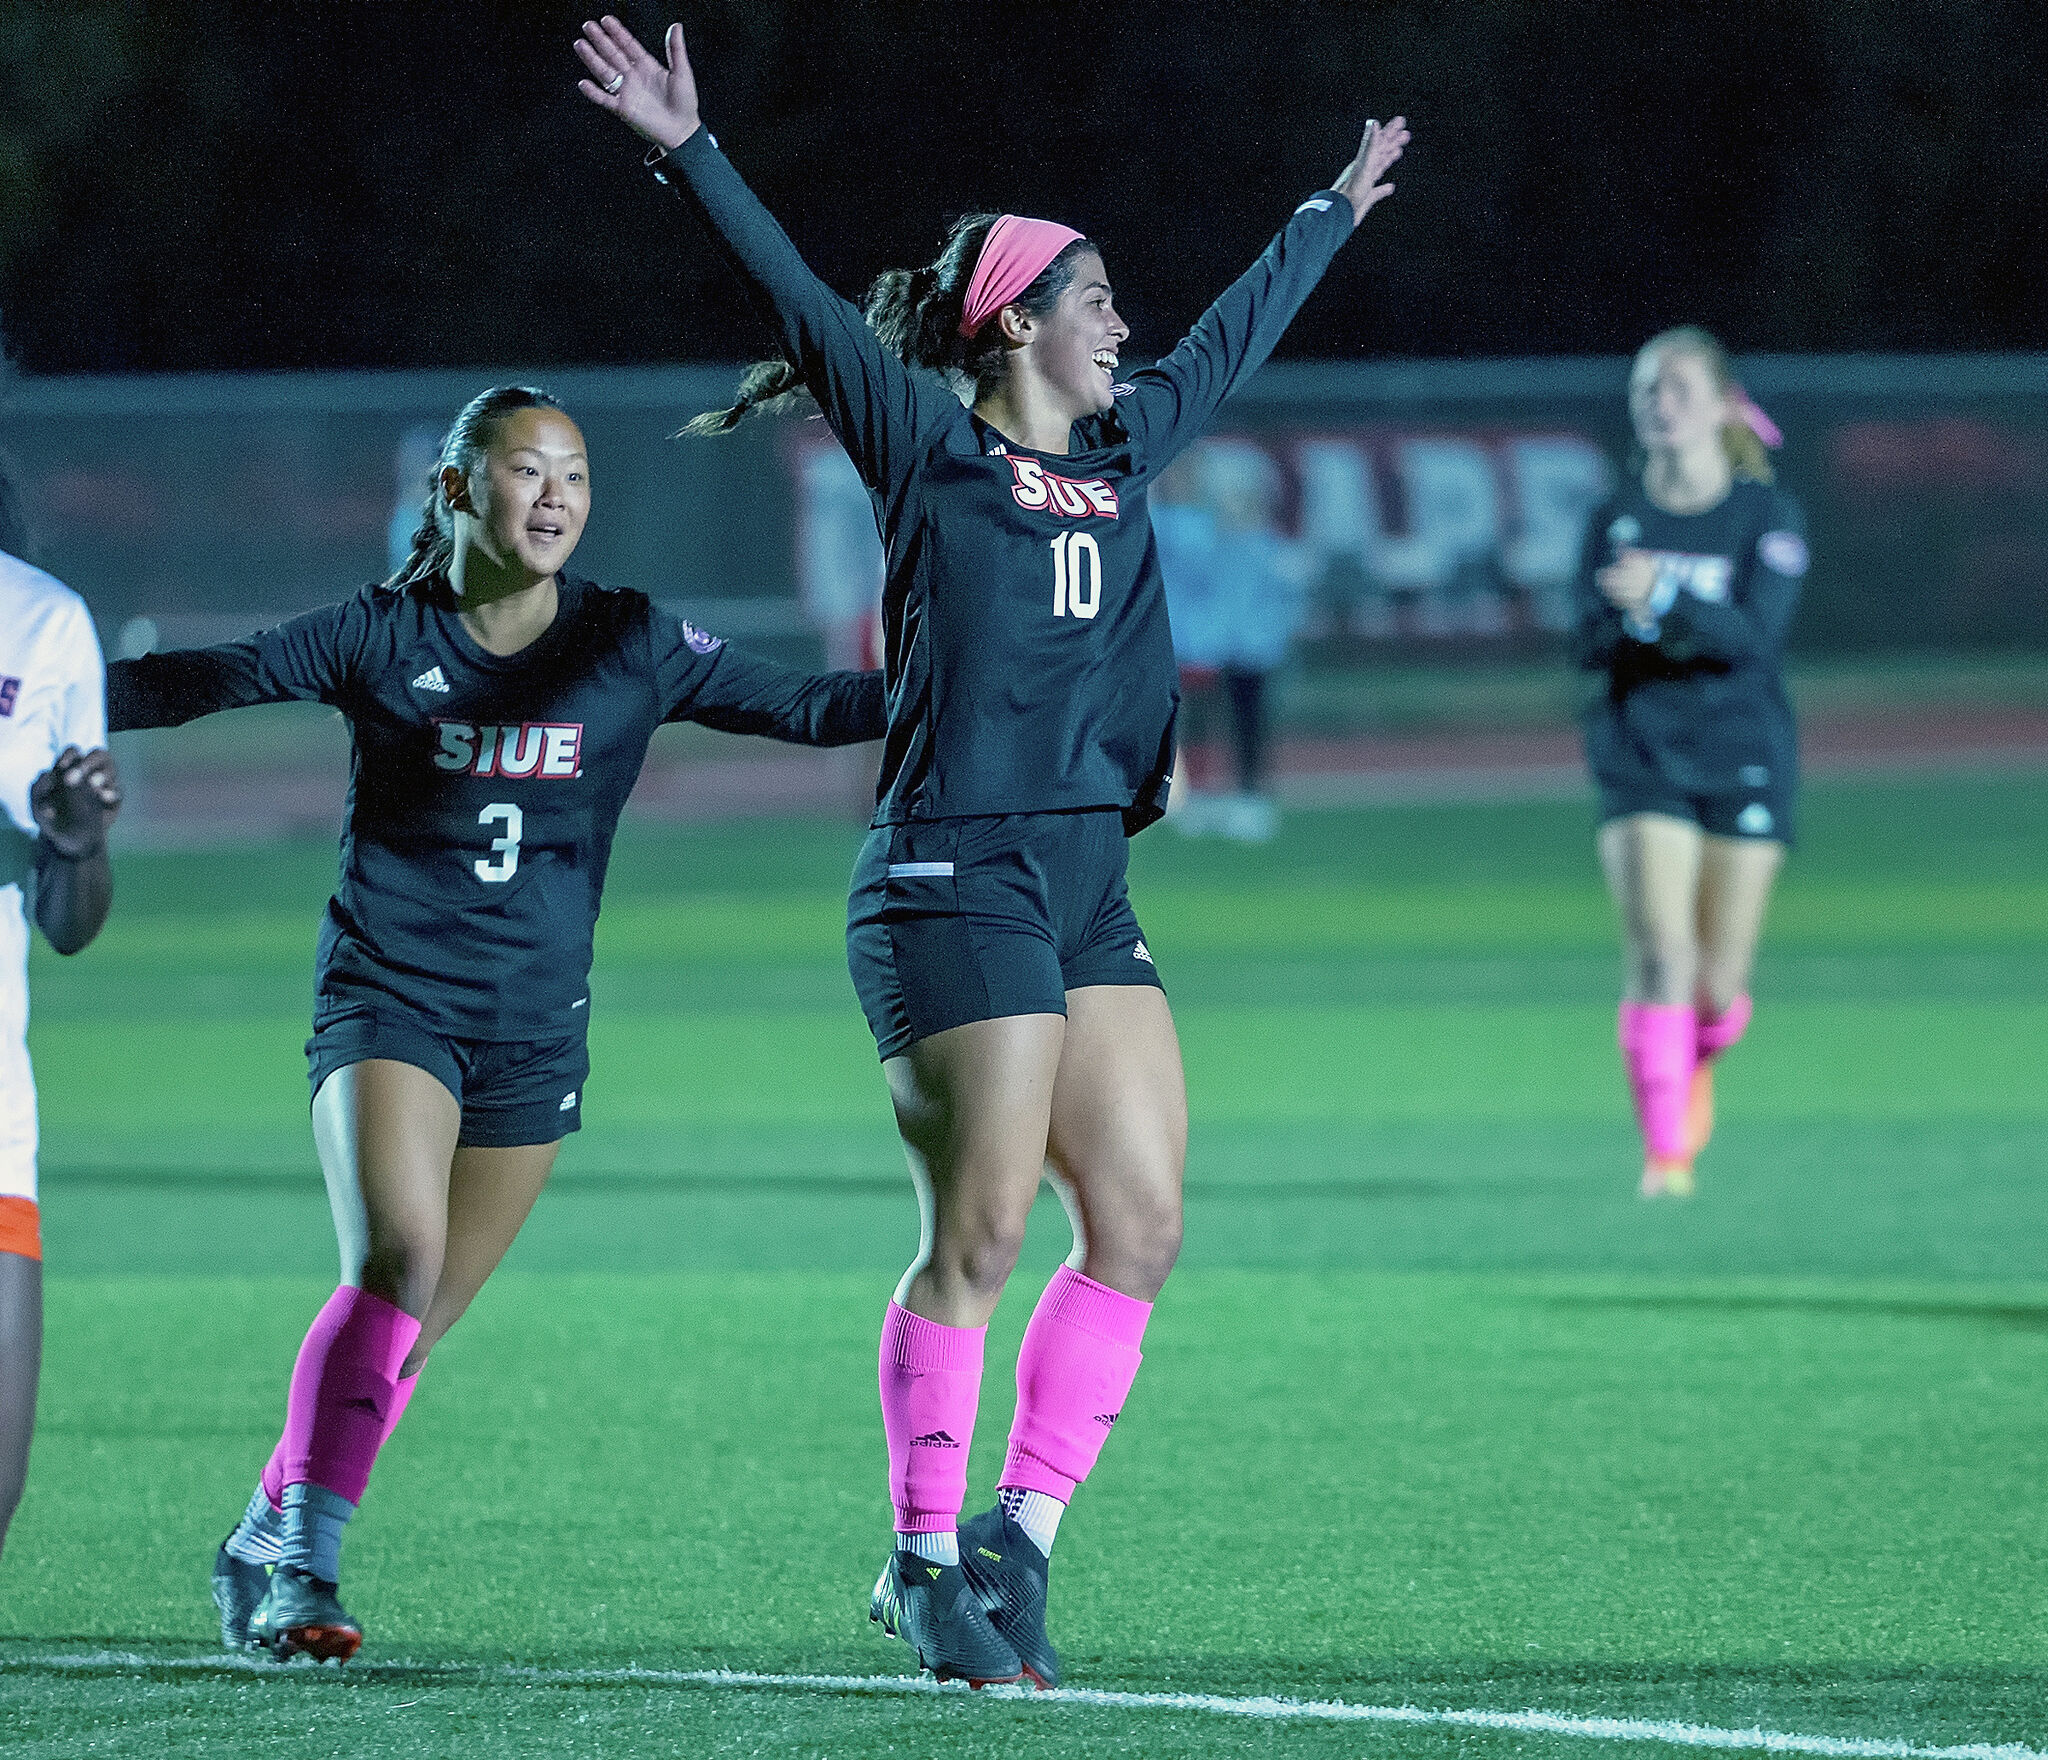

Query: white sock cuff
898 1529 959 1566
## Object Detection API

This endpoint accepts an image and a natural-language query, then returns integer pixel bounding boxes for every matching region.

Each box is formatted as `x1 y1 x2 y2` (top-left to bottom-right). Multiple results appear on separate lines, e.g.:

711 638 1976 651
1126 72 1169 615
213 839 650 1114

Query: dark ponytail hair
385 385 566 589
684 215 1094 436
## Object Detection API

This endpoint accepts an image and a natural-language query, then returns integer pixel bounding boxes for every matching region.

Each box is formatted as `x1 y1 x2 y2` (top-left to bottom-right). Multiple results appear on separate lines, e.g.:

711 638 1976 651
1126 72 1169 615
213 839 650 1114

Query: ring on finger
603 72 625 94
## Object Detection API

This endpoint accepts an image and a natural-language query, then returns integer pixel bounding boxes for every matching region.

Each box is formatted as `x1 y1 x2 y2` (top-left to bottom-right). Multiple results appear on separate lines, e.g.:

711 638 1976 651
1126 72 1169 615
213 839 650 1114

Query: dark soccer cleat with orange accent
869 1549 1023 1686
210 1542 271 1651
248 1565 363 1662
959 1507 1059 1688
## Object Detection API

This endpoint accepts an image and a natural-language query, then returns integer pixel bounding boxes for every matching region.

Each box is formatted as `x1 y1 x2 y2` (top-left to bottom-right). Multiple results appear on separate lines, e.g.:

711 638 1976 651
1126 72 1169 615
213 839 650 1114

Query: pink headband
957 214 1085 340
1730 383 1783 449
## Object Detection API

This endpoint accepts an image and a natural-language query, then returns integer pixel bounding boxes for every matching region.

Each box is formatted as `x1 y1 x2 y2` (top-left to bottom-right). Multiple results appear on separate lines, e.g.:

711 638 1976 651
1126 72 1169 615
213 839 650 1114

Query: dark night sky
1 0 2042 376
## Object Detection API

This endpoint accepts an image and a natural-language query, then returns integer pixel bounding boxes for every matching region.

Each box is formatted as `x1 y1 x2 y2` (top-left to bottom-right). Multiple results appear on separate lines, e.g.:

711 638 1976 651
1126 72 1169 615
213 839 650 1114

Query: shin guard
1001 1266 1152 1504
1697 993 1753 1062
274 1288 421 1506
879 1302 985 1534
1619 1001 1696 1163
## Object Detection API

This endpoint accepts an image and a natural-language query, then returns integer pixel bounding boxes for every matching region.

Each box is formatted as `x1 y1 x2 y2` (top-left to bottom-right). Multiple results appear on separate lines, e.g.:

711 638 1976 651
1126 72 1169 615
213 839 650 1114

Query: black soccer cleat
869 1548 1023 1686
958 1507 1060 1689
210 1542 272 1652
247 1565 363 1662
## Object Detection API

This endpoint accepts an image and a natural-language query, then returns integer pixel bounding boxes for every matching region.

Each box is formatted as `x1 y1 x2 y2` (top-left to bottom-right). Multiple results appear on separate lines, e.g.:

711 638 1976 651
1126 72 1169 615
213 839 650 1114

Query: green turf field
3 771 2044 1757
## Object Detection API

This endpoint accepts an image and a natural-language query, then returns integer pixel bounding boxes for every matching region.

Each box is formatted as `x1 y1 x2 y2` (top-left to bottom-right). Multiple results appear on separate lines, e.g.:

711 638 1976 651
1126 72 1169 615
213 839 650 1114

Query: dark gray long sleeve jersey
109 575 883 1038
655 128 1360 833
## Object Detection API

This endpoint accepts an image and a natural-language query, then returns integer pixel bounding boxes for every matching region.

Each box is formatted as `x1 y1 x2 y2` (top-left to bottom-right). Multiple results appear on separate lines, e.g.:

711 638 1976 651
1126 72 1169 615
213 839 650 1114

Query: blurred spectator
1157 440 1308 843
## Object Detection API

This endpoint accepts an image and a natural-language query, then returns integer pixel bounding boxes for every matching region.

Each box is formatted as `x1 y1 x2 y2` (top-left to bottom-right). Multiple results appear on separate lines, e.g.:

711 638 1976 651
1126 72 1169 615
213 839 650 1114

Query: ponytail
384 384 565 589
686 216 1093 436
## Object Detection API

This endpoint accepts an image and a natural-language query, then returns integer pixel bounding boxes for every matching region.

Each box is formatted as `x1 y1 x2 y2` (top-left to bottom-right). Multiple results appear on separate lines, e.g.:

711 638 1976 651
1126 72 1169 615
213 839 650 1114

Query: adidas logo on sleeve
410 665 450 694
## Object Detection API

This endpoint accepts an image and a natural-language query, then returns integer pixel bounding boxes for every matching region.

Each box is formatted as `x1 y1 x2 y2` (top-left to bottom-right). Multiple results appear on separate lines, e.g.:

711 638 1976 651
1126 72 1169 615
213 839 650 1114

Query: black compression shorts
1593 759 1798 846
846 808 1163 1060
306 1004 589 1148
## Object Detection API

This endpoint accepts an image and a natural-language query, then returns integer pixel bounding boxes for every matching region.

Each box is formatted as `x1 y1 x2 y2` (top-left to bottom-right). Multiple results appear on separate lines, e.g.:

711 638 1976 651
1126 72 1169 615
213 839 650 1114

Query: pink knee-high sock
261 1368 419 1512
1001 1266 1153 1505
1697 993 1753 1062
267 1287 421 1507
879 1302 985 1534
1618 1002 1696 1162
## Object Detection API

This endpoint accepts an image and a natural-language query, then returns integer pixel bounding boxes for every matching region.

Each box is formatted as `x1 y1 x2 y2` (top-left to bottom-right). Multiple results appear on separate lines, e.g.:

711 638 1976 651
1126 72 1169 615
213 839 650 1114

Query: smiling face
454 406 592 580
1629 345 1731 458
1017 248 1129 422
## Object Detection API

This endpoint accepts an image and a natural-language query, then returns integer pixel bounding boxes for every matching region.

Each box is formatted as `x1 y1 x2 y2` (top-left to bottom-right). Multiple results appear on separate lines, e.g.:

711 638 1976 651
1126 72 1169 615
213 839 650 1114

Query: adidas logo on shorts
558 1090 578 1111
1133 941 1153 964
411 665 450 694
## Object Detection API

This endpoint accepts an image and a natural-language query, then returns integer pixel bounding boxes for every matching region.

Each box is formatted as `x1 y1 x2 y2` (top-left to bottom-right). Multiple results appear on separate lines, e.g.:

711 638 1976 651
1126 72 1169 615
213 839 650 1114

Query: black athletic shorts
1593 757 1798 847
305 1003 588 1148
847 808 1164 1060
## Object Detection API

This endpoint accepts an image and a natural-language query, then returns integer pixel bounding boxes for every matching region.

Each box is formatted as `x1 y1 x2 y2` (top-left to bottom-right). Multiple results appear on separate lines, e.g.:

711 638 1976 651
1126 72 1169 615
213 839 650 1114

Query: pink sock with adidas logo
1000 1265 1152 1506
879 1301 985 1535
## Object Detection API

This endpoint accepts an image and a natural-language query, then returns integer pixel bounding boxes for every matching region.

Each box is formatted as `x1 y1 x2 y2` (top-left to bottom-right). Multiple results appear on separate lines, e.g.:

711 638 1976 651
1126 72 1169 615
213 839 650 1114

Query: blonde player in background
0 454 122 1560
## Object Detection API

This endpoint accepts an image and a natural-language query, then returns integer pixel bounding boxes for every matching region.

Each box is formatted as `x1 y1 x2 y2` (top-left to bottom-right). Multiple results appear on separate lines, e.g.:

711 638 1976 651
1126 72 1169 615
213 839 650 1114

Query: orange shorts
0 1195 39 1262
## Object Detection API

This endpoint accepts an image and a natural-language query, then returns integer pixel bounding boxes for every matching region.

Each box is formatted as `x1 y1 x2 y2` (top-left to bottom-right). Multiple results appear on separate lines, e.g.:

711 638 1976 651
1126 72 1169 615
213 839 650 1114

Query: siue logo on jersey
679 620 724 655
433 719 583 779
0 676 18 717
1006 457 1119 520
1646 551 1734 604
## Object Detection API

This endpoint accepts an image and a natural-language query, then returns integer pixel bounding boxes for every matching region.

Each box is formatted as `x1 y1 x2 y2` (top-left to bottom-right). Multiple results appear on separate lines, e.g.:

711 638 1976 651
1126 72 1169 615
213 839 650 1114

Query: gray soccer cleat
247 1564 362 1662
959 1507 1060 1688
869 1548 1023 1686
210 1542 272 1651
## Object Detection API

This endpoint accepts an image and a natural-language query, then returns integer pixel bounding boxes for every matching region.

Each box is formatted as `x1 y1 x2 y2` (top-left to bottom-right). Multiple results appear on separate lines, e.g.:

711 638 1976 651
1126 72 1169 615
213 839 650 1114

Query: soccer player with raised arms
576 16 1406 1686
0 461 122 1564
109 386 884 1660
1575 328 1807 1197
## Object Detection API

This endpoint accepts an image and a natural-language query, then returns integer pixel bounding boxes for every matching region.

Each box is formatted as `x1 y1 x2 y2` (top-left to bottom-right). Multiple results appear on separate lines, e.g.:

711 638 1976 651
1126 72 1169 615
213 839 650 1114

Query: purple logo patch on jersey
1758 530 1809 577
0 676 17 717
681 620 724 655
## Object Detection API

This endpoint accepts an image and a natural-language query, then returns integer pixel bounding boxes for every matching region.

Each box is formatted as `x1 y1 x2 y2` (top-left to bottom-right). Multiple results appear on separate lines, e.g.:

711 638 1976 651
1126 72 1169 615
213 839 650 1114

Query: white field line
11 1652 2044 1760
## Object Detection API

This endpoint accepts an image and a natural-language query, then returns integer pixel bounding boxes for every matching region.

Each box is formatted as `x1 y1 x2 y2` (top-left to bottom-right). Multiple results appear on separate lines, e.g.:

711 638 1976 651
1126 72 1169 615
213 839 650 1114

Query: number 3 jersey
654 130 1360 833
107 575 883 1039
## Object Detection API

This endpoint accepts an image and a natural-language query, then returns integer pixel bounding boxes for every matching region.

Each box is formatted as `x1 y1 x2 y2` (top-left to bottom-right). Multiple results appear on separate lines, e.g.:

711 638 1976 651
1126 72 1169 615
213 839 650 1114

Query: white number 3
1050 530 1102 619
475 802 522 883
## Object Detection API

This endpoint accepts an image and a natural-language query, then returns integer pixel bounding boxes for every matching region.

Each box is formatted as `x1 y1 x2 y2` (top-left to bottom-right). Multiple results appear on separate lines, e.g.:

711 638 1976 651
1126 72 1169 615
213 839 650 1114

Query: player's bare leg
404 1140 562 1373
1601 814 1705 1193
234 1061 462 1659
956 983 1186 1685
1688 836 1785 1155
870 1016 1064 1684
0 1250 41 1561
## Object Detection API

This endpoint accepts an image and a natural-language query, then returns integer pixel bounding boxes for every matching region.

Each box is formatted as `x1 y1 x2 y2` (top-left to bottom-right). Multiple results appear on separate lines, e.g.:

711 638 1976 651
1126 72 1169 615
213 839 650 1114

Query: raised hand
1331 116 1411 225
30 746 122 859
575 16 701 154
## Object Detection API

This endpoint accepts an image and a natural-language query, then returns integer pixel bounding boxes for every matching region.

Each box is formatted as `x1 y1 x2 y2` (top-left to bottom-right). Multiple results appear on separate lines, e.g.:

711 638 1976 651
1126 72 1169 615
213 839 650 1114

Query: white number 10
1050 530 1102 619
475 802 522 883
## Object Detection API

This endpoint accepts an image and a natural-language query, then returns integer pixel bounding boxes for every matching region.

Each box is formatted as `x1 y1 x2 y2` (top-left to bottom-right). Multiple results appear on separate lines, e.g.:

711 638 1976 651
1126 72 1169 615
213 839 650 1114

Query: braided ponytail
383 385 565 588
686 215 1093 435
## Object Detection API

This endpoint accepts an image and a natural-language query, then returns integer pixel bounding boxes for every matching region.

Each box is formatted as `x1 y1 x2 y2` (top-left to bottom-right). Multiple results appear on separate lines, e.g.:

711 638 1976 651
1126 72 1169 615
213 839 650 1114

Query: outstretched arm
108 602 358 731
1116 117 1409 470
574 17 957 505
31 746 120 955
